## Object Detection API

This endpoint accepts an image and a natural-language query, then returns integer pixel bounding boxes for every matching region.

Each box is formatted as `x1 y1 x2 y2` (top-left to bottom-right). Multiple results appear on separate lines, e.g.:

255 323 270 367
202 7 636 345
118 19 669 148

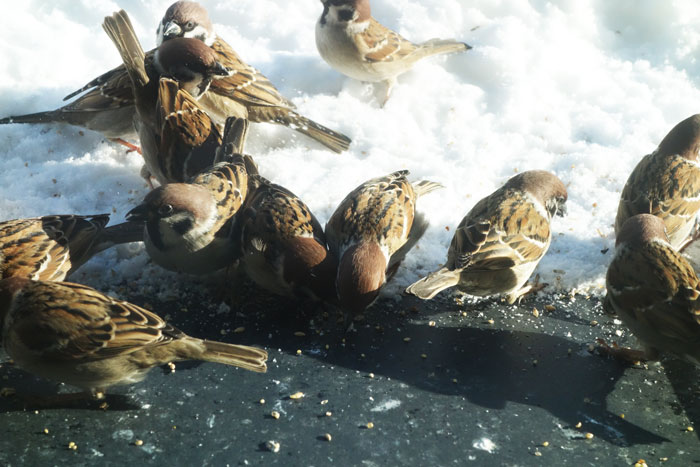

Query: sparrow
615 114 700 251
325 170 442 320
0 278 268 398
0 214 142 282
234 174 338 303
316 0 472 105
61 1 352 153
406 170 568 304
102 10 231 186
126 117 255 275
603 214 700 365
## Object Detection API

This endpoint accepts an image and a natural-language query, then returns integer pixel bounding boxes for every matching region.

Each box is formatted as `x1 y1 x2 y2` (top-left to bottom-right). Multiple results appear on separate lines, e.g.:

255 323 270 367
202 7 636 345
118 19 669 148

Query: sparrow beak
126 204 149 222
556 203 568 217
163 21 182 40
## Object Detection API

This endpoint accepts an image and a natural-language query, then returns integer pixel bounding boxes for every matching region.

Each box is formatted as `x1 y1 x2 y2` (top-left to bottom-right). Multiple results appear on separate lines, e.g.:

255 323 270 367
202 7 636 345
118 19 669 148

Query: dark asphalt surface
1 278 698 466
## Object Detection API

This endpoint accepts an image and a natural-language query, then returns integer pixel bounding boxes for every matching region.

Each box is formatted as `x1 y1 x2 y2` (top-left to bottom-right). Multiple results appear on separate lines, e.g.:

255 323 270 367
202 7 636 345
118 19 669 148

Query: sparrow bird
316 0 471 105
102 10 231 186
603 214 700 365
61 1 352 153
0 214 142 282
325 170 442 320
234 175 338 303
406 170 568 304
0 278 268 398
126 118 255 275
615 114 700 251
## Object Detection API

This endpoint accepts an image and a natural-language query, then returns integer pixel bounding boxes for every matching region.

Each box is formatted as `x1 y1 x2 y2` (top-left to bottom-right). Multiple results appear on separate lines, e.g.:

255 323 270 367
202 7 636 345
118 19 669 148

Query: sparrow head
155 37 230 97
615 214 669 248
657 114 700 161
508 170 568 218
320 0 370 26
157 1 215 46
336 241 387 318
127 184 217 252
283 237 339 303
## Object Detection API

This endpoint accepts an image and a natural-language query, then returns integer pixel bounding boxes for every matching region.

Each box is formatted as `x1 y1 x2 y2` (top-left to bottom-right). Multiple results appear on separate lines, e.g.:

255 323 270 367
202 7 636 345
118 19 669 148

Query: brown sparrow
234 174 338 302
603 214 700 365
325 170 442 319
126 119 255 275
0 214 142 282
0 278 268 398
102 10 231 186
316 0 471 105
615 114 700 250
406 170 568 304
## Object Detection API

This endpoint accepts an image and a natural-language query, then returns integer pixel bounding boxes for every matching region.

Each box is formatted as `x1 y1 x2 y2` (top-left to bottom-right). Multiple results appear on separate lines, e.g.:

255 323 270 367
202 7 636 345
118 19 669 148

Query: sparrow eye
185 21 194 31
158 204 174 217
337 8 355 22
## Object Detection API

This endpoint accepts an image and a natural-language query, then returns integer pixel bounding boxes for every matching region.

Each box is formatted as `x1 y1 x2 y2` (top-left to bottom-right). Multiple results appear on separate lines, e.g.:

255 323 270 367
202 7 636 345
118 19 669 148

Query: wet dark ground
1 280 698 466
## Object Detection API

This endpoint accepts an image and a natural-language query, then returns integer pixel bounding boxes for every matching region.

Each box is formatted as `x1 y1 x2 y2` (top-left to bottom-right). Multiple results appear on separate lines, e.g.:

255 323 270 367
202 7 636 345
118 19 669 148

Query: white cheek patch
183 25 215 46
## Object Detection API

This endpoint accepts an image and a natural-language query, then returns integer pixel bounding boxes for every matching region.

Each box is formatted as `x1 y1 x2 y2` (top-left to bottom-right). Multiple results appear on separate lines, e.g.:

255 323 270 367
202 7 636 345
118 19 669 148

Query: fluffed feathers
0 278 267 395
0 214 142 282
605 214 700 365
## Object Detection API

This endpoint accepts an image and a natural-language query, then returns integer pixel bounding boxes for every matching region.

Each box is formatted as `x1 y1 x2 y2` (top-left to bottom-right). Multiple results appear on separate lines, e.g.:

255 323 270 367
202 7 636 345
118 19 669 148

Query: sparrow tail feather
198 339 268 373
417 39 472 59
405 267 461 300
102 10 148 88
413 180 444 197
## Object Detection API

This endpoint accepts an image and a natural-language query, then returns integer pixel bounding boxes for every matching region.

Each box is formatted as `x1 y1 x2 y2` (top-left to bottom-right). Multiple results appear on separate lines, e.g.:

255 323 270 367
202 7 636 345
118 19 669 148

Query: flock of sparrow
0 0 697 406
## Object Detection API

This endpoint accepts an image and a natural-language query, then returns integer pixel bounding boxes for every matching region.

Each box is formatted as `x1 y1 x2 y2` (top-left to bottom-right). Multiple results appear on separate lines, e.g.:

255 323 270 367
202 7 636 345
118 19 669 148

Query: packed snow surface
1 0 700 298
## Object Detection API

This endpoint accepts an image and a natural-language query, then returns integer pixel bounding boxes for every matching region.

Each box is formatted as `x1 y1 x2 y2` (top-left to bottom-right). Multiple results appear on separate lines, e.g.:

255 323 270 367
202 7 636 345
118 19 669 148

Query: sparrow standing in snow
315 0 471 105
326 170 442 321
102 10 231 186
603 214 700 365
406 170 567 304
615 114 700 251
127 118 255 275
234 175 338 303
0 214 142 282
0 278 268 399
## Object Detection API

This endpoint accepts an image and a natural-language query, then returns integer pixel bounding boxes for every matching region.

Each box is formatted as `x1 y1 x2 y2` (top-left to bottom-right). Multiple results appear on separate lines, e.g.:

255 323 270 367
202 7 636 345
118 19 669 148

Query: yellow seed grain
265 440 280 453
687 426 694 432
233 327 245 333
271 411 280 419
68 441 77 450
134 439 143 446
403 337 411 342
584 432 594 439
43 428 49 435
259 399 265 405
487 319 495 325
542 441 549 447
368 373 375 378
619 413 624 419
534 451 542 457
323 433 332 442
296 349 302 355
532 308 539 318
289 392 305 400
428 321 436 327
575 422 582 429
294 331 306 337
366 422 374 429
545 305 555 312
325 411 332 417
320 399 329 405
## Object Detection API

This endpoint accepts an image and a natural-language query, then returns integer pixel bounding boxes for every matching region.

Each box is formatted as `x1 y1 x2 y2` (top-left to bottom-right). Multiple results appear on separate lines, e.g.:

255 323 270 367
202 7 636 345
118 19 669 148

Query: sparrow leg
110 138 142 155
139 165 157 190
380 77 397 108
506 275 548 304
595 338 652 365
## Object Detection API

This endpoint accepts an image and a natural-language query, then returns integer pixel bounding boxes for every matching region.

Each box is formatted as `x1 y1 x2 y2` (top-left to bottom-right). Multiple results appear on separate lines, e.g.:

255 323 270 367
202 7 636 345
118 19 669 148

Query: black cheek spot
338 9 354 22
173 218 194 236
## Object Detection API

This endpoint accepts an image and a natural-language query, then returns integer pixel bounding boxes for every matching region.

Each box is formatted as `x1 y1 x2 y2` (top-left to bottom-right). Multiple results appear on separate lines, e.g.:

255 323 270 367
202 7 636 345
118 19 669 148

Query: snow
1 0 700 298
